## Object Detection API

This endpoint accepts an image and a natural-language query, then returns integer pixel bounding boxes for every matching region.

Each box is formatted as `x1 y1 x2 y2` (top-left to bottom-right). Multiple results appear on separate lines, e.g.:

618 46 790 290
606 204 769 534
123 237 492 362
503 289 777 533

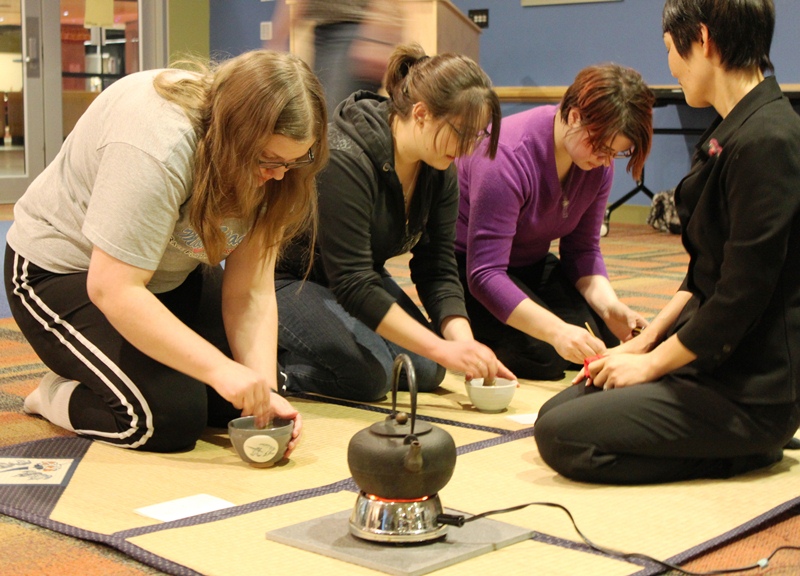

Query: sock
23 371 79 431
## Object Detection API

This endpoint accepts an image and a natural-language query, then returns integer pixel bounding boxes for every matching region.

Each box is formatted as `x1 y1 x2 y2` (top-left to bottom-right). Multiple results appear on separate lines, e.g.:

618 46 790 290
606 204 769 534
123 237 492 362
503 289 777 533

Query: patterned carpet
0 223 798 576
0 315 165 575
385 222 688 322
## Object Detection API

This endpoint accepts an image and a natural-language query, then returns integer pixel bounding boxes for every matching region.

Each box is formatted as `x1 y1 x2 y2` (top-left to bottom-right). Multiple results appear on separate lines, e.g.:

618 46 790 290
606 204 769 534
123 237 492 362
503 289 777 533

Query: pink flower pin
707 138 723 157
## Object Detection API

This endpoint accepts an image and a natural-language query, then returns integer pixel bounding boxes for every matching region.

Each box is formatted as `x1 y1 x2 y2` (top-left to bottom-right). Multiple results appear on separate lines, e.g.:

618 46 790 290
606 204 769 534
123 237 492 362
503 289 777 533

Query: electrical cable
437 501 800 575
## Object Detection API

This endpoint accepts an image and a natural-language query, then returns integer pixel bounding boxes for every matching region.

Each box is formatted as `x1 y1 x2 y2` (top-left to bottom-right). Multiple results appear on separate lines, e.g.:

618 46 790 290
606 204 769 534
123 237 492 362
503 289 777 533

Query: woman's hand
377 308 516 382
602 301 649 341
575 275 647 341
436 339 516 383
210 365 302 456
570 337 644 385
577 334 697 390
208 361 273 427
552 323 607 364
583 352 654 390
269 392 302 457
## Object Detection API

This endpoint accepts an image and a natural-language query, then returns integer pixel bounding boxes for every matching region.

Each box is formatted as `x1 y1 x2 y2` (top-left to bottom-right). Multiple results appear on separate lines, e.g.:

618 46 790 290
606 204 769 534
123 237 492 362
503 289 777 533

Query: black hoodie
277 91 468 332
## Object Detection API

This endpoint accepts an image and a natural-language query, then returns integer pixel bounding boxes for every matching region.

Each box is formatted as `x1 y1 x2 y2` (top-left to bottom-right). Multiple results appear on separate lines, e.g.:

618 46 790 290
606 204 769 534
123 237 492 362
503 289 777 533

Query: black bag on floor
647 189 681 234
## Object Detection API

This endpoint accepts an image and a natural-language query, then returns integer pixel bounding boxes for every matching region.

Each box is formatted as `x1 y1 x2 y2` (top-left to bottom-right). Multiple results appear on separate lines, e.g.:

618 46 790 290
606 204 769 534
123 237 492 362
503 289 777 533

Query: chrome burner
348 491 447 544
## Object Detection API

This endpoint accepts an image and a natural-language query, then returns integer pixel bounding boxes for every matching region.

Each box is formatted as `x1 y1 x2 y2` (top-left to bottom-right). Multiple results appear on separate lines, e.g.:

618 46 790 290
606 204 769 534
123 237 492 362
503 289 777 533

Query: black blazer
669 76 800 405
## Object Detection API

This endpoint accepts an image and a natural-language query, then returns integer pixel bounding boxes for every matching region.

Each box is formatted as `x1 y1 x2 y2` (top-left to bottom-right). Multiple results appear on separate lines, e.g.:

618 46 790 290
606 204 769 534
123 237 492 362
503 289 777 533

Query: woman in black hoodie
275 43 514 401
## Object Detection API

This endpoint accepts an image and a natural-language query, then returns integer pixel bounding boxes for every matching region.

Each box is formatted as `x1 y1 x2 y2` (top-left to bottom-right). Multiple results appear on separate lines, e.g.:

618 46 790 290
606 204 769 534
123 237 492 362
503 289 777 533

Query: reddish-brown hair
560 63 654 180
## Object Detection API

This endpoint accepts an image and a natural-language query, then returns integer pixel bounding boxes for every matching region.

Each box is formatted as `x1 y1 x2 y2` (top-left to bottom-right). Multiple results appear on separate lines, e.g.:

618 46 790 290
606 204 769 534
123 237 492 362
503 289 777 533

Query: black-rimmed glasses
593 143 634 160
259 148 315 171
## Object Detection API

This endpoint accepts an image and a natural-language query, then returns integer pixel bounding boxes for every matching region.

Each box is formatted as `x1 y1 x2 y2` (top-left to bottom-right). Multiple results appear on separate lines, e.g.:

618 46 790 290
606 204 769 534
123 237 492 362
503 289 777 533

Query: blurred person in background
271 0 404 116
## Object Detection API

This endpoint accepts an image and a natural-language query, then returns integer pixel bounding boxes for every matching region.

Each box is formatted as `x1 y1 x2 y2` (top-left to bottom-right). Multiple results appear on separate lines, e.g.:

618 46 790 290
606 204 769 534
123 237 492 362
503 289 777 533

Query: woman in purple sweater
456 64 654 380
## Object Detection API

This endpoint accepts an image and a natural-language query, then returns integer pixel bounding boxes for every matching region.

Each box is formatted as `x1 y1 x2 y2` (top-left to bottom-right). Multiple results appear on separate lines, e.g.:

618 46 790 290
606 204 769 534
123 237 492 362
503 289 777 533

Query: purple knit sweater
455 105 613 323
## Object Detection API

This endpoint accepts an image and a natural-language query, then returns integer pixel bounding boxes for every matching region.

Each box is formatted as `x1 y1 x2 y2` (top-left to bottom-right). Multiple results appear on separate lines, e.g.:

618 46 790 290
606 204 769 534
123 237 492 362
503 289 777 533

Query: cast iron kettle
347 354 457 500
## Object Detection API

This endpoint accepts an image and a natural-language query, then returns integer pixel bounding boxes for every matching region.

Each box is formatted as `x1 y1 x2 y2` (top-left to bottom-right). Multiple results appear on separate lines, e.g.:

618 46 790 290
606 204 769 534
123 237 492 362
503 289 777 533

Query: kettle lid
369 412 433 437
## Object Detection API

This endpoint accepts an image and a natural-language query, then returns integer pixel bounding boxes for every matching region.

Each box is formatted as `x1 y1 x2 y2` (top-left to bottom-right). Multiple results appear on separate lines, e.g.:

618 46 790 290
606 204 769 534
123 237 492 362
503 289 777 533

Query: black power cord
437 501 800 575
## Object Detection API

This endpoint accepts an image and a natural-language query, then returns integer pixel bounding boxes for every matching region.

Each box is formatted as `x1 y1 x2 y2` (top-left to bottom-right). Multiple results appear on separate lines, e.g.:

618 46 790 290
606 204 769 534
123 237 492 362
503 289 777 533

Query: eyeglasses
446 121 491 145
258 148 314 171
593 143 634 160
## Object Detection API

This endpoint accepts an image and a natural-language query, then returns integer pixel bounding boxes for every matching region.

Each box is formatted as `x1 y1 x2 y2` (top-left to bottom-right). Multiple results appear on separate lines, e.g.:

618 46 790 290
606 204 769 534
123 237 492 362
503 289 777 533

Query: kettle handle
391 354 417 435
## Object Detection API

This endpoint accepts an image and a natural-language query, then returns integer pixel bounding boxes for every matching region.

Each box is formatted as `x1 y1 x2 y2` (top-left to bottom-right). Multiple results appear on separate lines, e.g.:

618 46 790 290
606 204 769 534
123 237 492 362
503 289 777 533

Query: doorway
0 0 166 203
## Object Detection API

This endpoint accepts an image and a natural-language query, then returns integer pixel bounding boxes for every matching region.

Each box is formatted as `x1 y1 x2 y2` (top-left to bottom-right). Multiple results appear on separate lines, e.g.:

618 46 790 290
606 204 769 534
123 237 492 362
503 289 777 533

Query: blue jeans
276 275 445 401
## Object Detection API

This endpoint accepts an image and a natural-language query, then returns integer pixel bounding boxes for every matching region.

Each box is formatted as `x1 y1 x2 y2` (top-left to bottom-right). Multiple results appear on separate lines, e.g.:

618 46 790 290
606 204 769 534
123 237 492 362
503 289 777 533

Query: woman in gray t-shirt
4 50 328 454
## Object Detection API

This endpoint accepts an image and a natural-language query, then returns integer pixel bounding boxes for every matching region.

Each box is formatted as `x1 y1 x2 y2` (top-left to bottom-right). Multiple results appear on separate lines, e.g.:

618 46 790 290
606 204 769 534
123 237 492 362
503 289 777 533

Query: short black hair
662 0 774 74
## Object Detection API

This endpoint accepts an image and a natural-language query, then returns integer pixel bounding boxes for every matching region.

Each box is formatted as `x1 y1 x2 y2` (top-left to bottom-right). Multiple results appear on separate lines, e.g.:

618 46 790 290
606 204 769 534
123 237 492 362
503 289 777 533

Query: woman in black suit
534 0 800 484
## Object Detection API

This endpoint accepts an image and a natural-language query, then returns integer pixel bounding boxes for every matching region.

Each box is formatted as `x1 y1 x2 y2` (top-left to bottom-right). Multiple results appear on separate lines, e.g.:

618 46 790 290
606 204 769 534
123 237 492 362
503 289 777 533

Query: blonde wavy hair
153 50 328 265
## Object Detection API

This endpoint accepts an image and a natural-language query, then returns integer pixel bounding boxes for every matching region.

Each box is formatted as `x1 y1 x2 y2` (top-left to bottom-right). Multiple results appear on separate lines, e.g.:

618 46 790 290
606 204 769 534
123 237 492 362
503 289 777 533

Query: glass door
60 0 142 142
0 0 45 203
0 0 166 203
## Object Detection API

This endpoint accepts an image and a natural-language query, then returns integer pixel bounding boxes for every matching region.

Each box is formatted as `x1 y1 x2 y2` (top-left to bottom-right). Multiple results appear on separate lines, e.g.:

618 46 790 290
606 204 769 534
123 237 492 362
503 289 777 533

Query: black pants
457 252 617 380
5 245 241 452
534 377 800 484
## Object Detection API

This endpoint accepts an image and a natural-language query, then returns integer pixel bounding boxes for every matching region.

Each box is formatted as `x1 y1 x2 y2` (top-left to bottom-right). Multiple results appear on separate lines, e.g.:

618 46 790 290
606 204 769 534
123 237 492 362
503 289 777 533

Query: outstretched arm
222 234 302 454
506 296 606 364
376 305 514 382
87 247 273 422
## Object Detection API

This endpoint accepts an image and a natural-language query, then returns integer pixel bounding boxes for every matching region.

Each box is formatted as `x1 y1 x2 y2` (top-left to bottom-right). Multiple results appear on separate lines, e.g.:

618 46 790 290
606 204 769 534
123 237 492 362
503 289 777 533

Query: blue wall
449 0 800 206
209 0 281 58
209 0 800 207
451 0 800 86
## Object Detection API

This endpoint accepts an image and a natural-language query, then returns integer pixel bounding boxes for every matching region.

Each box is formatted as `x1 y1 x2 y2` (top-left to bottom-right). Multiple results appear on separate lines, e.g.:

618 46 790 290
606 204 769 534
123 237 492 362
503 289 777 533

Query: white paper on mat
135 494 235 522
507 413 538 425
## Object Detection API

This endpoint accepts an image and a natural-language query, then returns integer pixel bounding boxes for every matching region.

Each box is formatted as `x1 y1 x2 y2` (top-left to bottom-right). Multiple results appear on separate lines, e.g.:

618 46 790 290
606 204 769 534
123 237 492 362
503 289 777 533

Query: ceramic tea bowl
465 378 517 413
228 416 293 467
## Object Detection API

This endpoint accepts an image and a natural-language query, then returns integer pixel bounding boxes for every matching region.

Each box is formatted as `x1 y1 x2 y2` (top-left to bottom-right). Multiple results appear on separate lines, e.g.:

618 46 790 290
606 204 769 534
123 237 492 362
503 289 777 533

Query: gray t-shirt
7 69 247 293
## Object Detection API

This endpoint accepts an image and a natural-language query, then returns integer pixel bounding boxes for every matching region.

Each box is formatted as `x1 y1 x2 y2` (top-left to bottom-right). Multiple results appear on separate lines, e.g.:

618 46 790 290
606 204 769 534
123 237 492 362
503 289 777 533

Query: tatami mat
96 429 800 575
48 396 498 536
129 492 636 576
443 437 800 561
2 367 796 576
1 225 799 575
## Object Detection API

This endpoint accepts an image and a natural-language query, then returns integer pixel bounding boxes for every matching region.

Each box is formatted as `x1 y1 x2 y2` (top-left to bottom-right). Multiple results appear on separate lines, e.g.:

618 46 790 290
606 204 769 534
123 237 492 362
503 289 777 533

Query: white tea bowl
465 378 517 413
